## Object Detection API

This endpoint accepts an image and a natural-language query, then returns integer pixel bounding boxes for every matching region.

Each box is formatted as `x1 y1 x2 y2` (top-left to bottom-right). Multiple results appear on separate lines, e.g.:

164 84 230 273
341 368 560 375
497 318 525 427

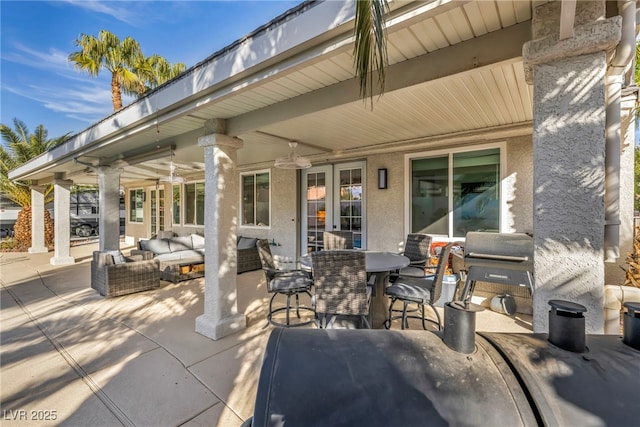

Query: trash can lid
548 299 586 313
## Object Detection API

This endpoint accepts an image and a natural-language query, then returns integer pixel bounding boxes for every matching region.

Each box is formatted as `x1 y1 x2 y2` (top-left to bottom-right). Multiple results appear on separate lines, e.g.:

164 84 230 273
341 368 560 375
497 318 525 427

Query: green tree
69 30 185 111
0 119 71 248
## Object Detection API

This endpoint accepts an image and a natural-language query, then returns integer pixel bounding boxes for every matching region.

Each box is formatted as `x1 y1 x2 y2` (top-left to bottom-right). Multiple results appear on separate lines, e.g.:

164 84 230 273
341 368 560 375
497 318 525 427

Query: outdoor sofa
134 233 261 281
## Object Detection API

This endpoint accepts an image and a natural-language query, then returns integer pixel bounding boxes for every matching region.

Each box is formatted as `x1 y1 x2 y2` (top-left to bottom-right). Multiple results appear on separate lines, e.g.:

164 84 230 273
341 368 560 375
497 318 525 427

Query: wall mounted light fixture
378 168 388 189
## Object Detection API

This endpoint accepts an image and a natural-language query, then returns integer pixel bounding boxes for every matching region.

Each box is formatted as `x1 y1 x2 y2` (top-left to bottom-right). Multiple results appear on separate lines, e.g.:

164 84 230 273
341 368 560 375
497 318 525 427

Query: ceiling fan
274 142 312 169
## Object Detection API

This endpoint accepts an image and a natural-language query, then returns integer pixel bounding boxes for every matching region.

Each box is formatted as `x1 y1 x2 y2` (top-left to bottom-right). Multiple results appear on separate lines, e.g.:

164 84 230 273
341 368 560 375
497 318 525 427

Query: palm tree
0 119 71 249
132 54 186 94
69 30 145 111
353 0 389 103
69 30 187 110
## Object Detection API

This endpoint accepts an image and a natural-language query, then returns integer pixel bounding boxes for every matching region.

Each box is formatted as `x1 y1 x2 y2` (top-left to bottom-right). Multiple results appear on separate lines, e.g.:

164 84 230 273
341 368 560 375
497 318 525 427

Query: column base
195 312 246 340
28 246 49 254
50 256 75 265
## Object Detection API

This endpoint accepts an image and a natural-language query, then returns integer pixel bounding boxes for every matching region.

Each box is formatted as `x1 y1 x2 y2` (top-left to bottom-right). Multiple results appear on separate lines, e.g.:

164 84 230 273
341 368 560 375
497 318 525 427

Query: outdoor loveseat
91 250 160 297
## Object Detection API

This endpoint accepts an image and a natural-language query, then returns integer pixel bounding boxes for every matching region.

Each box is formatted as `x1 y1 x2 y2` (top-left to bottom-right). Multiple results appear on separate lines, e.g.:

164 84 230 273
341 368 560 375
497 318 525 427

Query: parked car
70 217 99 237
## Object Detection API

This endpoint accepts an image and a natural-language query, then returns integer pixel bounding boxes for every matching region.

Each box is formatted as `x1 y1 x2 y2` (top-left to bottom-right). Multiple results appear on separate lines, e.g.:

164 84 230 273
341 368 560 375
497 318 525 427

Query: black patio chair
257 239 314 327
385 243 453 330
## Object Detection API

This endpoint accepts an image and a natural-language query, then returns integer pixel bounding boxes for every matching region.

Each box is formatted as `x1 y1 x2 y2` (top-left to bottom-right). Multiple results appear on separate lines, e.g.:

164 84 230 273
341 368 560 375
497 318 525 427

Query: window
241 171 270 227
409 146 501 238
129 188 144 223
184 182 205 226
172 184 181 225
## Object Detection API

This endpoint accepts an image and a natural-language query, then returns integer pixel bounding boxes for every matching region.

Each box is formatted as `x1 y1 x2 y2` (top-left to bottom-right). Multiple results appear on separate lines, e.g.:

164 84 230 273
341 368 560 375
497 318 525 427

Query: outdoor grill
458 231 534 302
245 299 640 427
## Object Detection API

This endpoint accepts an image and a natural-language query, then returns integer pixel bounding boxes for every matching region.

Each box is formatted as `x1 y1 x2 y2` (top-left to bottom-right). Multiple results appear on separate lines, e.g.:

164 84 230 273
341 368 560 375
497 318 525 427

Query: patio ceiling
12 0 543 186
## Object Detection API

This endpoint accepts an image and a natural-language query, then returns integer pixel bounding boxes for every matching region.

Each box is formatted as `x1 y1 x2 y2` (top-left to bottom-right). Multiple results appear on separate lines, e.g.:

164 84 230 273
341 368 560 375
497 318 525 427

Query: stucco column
195 132 246 340
523 2 621 333
28 186 48 254
97 166 122 252
50 179 75 265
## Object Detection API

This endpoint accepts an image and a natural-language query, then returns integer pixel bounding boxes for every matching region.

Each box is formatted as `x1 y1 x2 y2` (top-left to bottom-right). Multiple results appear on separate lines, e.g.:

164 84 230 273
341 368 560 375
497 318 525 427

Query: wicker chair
385 243 453 330
391 233 433 280
257 239 314 327
322 231 354 250
311 250 371 329
91 251 160 297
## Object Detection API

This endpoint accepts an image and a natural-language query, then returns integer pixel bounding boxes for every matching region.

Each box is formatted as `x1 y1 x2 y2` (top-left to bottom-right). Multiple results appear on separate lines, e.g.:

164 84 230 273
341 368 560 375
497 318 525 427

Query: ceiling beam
228 21 531 136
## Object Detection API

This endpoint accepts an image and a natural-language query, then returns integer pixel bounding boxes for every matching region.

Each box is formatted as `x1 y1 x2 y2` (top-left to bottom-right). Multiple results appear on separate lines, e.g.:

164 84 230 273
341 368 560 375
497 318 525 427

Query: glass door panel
303 167 331 253
149 188 165 237
336 165 364 248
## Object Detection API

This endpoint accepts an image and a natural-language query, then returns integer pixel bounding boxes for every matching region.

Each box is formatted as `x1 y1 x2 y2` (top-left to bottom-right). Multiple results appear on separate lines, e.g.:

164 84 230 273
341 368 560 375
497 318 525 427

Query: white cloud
4 43 70 72
61 0 139 25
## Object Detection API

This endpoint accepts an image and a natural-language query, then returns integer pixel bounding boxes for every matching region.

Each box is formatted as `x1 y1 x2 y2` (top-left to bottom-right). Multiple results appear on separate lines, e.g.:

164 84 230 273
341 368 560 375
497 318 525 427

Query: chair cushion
105 250 127 264
141 238 172 254
385 276 435 303
270 273 311 292
191 233 205 249
169 235 193 252
238 236 257 250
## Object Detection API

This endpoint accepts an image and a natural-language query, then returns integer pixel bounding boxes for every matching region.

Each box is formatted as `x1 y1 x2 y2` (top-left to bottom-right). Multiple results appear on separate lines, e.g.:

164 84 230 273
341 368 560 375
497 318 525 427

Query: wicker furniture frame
311 250 371 329
391 233 433 280
322 231 354 250
91 251 160 297
156 258 205 283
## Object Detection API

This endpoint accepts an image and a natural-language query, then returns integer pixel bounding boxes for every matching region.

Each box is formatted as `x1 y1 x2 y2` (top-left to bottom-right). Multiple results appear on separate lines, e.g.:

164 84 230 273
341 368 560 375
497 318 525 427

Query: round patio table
300 251 410 329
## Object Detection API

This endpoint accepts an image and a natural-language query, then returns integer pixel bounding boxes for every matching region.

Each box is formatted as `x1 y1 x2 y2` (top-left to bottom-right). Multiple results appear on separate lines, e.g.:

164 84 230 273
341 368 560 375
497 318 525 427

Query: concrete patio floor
0 242 532 426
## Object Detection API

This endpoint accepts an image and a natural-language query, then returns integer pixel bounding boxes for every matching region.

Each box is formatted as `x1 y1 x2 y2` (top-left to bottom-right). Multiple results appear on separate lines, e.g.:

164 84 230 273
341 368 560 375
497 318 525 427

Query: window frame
404 142 506 240
183 181 206 227
172 184 181 226
128 188 145 224
239 169 271 229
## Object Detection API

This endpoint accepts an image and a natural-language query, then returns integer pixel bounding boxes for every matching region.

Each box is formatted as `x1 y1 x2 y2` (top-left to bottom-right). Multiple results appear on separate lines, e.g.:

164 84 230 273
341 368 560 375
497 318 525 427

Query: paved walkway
0 243 532 426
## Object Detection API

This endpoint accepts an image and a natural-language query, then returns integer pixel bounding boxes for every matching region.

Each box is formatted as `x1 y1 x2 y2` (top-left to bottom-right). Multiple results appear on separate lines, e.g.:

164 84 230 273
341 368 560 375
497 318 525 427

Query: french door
301 161 366 253
149 187 165 237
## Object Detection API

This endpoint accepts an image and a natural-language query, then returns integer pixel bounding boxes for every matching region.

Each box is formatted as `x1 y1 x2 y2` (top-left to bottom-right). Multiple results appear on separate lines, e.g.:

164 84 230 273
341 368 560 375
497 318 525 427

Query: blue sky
1 0 304 139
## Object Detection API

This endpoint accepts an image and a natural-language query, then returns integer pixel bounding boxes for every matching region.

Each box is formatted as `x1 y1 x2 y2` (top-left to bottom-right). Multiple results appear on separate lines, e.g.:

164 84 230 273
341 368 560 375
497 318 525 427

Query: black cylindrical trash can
623 301 640 351
548 299 586 353
443 301 484 354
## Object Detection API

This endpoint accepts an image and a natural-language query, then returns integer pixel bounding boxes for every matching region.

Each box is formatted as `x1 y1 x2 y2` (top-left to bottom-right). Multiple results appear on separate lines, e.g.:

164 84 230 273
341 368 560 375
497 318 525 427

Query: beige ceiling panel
496 1 518 28
386 28 415 61
408 20 441 52
434 12 461 45
514 63 533 120
422 17 450 49
455 75 495 127
258 79 302 99
446 8 475 41
312 58 354 82
498 62 527 122
272 75 317 95
513 0 533 22
489 65 521 124
477 1 502 32
470 70 508 124
462 2 489 37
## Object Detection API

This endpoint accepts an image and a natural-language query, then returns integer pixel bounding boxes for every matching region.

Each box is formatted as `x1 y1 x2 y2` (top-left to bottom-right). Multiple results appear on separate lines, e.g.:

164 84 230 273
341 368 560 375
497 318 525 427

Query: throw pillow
105 250 127 264
191 234 205 249
237 237 257 250
145 238 172 254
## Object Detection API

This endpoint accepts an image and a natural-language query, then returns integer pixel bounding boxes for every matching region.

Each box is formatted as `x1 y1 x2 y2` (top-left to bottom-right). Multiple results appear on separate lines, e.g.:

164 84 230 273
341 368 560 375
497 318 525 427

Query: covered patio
0 242 532 426
7 0 638 340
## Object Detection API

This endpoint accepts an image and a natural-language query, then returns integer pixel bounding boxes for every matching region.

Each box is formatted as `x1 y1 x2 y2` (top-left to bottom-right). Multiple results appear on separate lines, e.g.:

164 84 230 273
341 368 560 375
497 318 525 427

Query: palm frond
353 0 389 104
